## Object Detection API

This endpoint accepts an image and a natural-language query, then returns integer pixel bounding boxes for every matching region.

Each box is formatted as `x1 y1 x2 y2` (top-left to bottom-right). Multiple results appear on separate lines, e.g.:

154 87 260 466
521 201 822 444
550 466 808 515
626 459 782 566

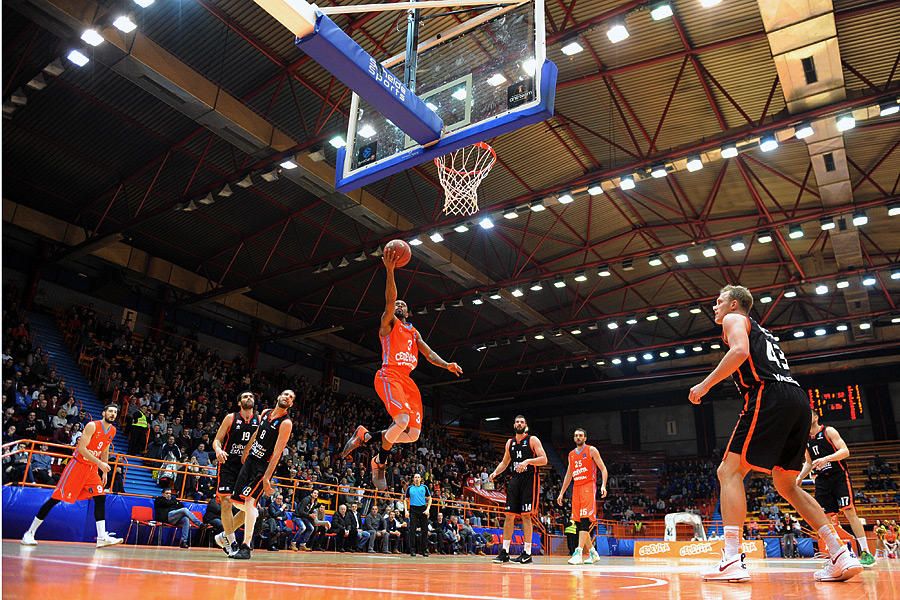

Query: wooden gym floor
3 541 897 599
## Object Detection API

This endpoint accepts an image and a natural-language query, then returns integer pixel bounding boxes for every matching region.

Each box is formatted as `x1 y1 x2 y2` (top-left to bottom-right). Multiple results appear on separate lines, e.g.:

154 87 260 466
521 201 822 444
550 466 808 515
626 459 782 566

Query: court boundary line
7 554 669 592
7 556 532 600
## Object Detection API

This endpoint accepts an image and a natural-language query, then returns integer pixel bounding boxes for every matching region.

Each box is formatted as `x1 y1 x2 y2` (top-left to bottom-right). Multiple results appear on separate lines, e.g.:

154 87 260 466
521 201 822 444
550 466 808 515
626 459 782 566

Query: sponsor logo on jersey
393 351 418 368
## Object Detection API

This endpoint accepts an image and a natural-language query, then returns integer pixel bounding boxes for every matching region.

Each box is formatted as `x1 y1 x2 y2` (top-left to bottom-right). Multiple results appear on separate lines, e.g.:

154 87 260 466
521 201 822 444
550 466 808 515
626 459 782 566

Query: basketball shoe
21 532 37 546
859 550 876 568
701 551 750 582
568 548 583 565
96 533 124 548
585 547 601 564
814 547 863 582
340 426 369 459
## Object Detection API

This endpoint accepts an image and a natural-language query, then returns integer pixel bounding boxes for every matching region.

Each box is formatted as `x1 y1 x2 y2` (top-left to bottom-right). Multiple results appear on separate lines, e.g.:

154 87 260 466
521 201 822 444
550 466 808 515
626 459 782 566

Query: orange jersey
380 319 419 373
74 420 116 464
568 445 597 486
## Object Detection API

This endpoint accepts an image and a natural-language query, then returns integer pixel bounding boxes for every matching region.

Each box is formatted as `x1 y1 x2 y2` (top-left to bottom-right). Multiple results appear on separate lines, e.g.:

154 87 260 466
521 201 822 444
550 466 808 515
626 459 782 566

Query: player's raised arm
556 458 574 505
213 413 235 463
380 247 400 337
262 419 293 495
590 446 609 498
489 440 512 481
415 331 463 376
689 313 750 404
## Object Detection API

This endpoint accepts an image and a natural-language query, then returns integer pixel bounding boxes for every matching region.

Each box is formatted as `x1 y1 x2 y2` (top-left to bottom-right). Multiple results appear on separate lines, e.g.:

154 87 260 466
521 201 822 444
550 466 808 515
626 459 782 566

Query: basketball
384 239 411 268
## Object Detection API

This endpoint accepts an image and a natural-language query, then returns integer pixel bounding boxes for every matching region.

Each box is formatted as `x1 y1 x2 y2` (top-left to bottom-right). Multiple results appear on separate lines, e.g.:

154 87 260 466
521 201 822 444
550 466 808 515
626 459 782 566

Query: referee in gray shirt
405 473 432 557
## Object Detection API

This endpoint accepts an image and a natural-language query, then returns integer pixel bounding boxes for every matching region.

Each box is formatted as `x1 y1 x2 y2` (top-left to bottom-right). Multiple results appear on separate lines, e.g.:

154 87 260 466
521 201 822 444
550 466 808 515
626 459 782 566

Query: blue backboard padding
296 13 442 145
335 59 559 193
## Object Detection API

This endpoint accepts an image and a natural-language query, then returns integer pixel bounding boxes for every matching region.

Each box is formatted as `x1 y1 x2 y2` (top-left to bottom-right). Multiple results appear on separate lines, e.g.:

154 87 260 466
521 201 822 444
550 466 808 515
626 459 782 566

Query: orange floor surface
3 541 898 599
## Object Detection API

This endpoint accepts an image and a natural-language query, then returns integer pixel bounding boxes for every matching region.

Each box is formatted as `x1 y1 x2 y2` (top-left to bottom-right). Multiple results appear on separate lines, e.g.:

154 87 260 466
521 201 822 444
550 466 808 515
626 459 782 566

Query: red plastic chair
125 505 156 545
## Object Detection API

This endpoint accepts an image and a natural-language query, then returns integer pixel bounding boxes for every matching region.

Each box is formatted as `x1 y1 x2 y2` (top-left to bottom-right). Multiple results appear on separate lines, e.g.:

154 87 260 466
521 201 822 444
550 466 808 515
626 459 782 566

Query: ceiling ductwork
757 0 872 338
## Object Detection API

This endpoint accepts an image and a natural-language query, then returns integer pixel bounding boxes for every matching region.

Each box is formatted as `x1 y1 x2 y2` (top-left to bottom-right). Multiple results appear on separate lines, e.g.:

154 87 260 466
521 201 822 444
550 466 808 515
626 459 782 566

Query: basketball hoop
434 142 496 216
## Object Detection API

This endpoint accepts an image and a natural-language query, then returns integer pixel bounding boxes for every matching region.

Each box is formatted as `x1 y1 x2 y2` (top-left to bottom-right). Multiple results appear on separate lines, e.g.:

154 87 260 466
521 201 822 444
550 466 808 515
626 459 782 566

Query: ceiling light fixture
607 22 629 43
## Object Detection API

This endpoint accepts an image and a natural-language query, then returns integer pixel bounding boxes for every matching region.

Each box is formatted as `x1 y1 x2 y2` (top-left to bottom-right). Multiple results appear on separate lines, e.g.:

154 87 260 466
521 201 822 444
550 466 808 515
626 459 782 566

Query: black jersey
508 434 535 480
807 425 847 477
247 408 290 462
224 412 259 459
723 315 799 394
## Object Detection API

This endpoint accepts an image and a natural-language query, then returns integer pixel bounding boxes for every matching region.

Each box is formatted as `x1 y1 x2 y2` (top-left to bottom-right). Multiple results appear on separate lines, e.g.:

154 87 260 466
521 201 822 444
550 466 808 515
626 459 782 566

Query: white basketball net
434 142 497 216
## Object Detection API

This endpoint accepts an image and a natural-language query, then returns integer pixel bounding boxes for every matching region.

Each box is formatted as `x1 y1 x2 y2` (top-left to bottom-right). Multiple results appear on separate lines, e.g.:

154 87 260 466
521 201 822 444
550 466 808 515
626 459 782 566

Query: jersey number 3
765 340 789 370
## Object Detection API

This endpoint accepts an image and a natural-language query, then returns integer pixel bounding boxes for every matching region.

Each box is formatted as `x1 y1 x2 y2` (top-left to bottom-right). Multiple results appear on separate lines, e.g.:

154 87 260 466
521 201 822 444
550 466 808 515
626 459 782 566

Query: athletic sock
226 533 236 546
96 520 107 538
502 540 511 552
856 536 870 554
818 524 844 556
27 517 43 536
367 430 381 446
723 526 741 558
524 542 532 554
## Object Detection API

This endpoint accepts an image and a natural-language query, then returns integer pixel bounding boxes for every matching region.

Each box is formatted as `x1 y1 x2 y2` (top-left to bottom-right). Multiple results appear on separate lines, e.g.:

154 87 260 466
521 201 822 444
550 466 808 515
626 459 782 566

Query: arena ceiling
3 0 899 403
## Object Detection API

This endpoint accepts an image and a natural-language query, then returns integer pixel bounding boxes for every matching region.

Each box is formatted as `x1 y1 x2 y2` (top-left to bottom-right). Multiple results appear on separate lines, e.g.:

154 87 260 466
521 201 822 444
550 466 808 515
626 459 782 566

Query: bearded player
489 415 547 564
340 244 463 490
21 404 123 547
229 390 294 559
212 391 259 556
797 410 876 567
689 285 861 582
557 427 608 565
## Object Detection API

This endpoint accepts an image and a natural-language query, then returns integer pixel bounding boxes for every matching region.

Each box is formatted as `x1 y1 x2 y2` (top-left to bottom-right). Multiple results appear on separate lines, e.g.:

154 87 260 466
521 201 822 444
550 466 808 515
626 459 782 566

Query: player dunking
211 390 259 556
557 427 608 565
798 410 876 567
229 389 294 559
489 415 547 564
21 404 123 548
340 244 462 489
689 285 861 582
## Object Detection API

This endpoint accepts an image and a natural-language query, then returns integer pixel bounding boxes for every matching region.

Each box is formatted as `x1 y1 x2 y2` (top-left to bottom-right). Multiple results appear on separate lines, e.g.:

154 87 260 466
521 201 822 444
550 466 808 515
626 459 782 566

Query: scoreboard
808 384 864 421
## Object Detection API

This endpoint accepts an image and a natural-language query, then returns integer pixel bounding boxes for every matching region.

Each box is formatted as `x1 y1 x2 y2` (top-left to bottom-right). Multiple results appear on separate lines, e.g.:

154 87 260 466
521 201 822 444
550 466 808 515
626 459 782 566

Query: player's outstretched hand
600 486 607 499
556 495 564 506
263 478 275 497
215 448 229 464
488 472 496 482
98 461 111 474
447 362 463 377
382 247 399 270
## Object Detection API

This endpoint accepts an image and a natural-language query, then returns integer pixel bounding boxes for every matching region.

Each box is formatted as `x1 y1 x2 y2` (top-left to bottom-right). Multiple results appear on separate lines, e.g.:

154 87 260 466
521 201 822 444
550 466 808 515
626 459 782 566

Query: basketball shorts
51 459 104 504
231 458 268 505
726 381 810 473
374 369 422 429
217 457 242 497
571 483 596 522
814 472 854 514
506 472 539 515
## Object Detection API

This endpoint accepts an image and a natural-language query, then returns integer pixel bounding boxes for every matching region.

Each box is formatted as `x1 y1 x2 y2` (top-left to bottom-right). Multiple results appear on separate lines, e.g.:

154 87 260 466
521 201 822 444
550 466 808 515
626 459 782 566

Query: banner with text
634 540 766 560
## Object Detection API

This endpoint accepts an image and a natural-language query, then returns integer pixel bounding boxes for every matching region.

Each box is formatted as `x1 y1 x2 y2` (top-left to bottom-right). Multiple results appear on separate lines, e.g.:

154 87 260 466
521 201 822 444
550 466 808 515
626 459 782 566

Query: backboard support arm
403 1 421 92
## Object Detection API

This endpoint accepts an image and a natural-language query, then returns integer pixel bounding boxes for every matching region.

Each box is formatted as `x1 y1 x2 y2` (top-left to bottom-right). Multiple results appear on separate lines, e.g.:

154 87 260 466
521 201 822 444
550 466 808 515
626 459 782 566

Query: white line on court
7 556 532 600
